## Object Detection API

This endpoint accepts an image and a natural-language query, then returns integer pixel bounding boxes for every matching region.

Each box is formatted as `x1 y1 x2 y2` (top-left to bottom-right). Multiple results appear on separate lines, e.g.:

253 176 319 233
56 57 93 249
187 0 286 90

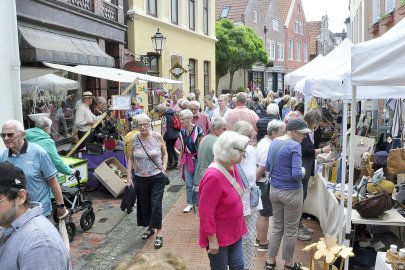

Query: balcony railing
103 1 118 21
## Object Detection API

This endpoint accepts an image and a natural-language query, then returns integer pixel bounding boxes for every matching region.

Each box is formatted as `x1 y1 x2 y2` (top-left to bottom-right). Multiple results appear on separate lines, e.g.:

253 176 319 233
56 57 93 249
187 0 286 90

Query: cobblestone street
71 168 322 270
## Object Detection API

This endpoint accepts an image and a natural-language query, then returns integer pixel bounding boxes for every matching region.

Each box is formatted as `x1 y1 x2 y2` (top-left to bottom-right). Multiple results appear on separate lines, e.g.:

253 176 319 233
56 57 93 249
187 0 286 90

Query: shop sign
170 63 187 79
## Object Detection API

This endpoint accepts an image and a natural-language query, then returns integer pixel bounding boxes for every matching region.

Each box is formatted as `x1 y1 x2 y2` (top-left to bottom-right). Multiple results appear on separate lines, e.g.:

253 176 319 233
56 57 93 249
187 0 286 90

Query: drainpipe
0 0 23 149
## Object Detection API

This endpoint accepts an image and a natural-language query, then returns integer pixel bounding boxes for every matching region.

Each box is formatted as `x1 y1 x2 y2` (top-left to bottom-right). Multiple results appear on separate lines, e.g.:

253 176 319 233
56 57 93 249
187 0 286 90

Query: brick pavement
139 192 323 270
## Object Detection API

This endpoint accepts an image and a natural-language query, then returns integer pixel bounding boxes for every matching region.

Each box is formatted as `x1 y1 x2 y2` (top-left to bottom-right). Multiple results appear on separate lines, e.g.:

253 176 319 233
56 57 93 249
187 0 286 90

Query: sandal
154 236 163 249
265 262 276 270
142 229 155 239
284 262 303 270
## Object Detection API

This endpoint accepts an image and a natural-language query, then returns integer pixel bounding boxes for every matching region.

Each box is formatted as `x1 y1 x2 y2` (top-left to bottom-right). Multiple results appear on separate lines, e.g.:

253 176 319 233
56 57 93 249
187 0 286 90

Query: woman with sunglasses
126 114 168 249
199 131 249 270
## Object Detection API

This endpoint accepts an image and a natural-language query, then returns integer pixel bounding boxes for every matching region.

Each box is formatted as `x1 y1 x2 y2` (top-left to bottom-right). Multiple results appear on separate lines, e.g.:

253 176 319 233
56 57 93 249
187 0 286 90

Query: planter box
398 5 405 15
368 24 379 34
380 14 393 26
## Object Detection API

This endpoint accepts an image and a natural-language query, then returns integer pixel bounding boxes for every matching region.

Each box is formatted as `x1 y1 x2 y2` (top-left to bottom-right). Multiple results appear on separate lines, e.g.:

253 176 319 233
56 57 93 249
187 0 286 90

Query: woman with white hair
126 113 168 249
232 121 260 270
179 109 204 213
25 117 75 176
199 131 249 270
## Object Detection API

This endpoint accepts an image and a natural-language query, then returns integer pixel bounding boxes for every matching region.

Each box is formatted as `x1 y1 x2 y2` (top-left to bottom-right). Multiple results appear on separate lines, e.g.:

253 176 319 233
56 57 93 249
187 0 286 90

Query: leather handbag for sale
354 182 393 218
387 148 405 174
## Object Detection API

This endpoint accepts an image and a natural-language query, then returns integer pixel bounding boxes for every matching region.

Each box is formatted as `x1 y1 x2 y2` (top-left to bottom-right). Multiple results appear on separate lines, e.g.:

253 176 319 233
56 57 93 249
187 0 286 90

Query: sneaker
297 228 312 241
256 242 269 252
300 224 314 235
183 204 193 213
254 238 260 247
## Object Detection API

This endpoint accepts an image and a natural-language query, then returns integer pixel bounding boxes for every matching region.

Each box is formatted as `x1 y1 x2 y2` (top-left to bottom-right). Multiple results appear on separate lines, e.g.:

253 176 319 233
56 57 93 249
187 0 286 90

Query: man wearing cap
75 91 101 148
0 161 72 269
0 120 67 218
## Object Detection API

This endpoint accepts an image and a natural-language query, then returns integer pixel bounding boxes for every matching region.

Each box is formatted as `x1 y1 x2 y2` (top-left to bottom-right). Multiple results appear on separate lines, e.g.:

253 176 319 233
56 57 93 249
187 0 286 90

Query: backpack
172 114 181 130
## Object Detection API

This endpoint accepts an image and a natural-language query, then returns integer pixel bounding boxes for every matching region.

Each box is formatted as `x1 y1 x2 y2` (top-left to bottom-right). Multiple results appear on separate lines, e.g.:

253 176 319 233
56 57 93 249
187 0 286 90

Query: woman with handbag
232 121 260 270
126 114 168 249
264 118 311 270
299 110 331 240
179 109 204 213
199 131 249 270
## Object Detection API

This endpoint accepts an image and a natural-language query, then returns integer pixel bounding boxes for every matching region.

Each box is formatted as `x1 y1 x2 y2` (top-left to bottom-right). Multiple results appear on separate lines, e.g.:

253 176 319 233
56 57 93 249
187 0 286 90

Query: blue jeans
184 159 198 205
207 238 244 270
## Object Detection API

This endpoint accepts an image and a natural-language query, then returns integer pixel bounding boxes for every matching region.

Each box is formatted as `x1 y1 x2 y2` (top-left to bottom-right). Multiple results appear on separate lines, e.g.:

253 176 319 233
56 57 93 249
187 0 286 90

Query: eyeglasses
0 195 8 203
0 132 19 139
234 148 247 154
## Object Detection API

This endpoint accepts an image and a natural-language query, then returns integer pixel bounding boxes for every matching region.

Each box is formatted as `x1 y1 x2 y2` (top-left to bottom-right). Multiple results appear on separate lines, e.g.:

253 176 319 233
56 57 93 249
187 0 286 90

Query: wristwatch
56 204 65 209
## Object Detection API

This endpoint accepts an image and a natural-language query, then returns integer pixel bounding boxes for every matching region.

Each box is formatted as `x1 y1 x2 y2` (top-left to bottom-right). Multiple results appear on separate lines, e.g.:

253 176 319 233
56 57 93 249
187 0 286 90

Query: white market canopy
21 73 78 92
352 17 405 87
43 62 183 84
284 54 324 86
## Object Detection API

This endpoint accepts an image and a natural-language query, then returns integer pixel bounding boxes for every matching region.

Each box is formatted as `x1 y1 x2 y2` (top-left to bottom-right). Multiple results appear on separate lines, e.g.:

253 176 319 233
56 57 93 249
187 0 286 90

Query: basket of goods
354 182 393 218
386 250 405 269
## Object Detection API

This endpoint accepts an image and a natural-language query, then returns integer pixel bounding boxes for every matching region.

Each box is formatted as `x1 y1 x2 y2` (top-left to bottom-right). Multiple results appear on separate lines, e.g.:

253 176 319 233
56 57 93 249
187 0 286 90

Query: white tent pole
344 86 357 270
338 101 348 244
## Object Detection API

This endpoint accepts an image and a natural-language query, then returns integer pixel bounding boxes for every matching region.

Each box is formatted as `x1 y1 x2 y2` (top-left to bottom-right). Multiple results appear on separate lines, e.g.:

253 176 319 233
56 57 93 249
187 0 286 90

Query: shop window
21 73 80 144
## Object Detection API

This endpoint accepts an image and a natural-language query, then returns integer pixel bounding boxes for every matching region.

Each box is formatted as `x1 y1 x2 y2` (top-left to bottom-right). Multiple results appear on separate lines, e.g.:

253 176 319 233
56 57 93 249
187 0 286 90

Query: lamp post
140 28 166 65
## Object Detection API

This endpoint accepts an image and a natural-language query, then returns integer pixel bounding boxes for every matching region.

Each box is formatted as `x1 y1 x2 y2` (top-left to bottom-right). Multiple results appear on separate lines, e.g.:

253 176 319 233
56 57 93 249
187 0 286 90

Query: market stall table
375 252 391 270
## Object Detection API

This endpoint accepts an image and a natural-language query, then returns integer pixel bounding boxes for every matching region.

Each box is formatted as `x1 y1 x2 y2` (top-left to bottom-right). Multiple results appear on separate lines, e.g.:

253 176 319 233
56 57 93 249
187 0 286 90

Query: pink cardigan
198 165 247 248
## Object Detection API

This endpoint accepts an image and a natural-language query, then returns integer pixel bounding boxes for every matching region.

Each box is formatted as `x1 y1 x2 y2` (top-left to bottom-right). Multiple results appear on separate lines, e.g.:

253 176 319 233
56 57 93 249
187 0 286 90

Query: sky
301 0 350 33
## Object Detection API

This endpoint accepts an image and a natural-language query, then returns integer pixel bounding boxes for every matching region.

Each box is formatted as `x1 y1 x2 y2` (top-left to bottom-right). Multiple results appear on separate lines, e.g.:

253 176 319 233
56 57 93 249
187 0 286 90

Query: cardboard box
94 157 126 197
57 157 88 187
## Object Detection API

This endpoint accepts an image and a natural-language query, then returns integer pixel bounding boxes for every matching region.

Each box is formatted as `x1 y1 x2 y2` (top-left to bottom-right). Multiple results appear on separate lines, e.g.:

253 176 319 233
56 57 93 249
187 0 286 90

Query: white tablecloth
303 173 405 237
375 252 392 270
303 173 346 237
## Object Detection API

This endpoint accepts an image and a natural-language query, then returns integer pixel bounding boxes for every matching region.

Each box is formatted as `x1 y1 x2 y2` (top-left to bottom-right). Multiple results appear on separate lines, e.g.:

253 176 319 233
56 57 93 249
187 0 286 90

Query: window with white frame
277 43 284 61
269 41 276 60
297 4 301 14
294 20 299 33
372 0 380 24
300 21 304 36
296 41 301 62
203 0 208 35
147 0 157 16
288 40 294 60
304 43 308 62
189 0 195 30
273 18 279 31
385 0 394 13
220 6 230 18
171 0 178 24
253 10 258 23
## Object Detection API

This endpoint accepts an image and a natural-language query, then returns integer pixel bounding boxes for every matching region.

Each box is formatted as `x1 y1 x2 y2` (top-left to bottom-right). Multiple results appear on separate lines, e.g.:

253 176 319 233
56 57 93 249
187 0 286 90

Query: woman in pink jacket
199 131 249 270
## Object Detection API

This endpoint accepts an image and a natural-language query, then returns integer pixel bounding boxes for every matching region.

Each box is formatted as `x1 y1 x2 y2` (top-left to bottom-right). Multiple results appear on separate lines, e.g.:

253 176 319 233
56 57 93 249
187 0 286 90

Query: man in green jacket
25 117 74 176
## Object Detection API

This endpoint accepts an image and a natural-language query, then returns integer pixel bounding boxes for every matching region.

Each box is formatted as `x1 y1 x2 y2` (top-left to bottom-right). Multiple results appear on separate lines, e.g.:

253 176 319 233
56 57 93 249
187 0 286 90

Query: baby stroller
53 170 95 242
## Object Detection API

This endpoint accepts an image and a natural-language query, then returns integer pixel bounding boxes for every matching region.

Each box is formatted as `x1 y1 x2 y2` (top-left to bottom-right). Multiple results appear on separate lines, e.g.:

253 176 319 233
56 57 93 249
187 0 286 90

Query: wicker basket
354 183 393 218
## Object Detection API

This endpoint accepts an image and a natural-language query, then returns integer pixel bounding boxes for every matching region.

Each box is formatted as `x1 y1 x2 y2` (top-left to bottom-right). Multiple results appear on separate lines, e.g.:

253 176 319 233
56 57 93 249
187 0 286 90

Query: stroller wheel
80 209 95 231
66 221 76 242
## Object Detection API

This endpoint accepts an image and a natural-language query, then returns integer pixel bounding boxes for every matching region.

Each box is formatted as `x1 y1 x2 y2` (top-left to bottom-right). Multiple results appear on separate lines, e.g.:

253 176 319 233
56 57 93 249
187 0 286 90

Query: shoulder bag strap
236 164 250 189
137 135 163 173
209 163 243 198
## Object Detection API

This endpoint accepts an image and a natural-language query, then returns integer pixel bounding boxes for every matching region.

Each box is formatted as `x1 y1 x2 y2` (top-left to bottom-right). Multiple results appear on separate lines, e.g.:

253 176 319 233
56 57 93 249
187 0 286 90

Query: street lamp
140 28 166 65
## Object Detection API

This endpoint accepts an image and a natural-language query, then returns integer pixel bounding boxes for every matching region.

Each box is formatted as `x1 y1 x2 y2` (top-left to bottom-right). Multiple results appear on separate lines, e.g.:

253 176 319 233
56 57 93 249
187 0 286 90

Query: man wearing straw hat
74 91 101 149
0 161 71 269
